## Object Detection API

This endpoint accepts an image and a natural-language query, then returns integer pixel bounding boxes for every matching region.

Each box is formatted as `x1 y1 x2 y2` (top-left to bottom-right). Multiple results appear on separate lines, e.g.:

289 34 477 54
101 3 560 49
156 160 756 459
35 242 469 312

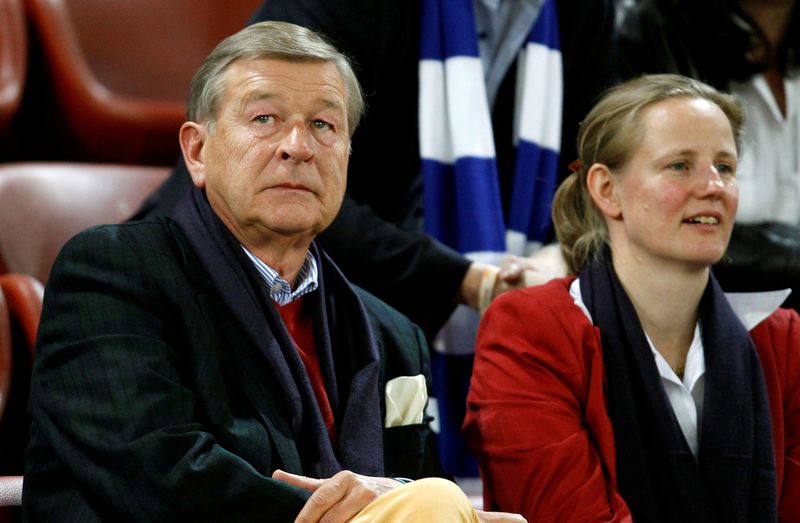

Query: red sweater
464 277 800 522
278 297 337 444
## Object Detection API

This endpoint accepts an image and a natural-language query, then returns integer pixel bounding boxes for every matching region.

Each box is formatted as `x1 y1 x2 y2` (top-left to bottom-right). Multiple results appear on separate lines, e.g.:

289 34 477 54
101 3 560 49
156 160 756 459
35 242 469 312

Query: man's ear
179 122 208 188
586 163 622 219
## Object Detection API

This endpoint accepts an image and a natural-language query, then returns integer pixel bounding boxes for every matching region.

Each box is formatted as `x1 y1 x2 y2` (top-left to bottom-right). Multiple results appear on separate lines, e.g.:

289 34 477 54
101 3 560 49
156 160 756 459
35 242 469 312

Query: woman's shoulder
490 276 576 311
480 277 599 357
490 277 593 326
751 307 800 351
750 307 800 391
474 278 605 409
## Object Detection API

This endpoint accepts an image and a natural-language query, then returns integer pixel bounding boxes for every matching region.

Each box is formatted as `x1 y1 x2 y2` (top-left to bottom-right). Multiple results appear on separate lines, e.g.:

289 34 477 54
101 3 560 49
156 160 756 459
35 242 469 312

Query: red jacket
464 277 800 522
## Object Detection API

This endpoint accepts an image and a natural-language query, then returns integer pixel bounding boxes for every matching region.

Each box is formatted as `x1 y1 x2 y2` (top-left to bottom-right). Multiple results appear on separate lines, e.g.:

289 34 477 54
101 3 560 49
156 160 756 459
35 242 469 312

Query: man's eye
254 115 274 124
312 119 331 130
668 161 688 172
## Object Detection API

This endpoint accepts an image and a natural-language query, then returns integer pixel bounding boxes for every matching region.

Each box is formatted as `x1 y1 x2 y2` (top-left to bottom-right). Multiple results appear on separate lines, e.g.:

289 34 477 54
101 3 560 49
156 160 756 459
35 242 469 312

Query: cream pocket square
384 374 427 428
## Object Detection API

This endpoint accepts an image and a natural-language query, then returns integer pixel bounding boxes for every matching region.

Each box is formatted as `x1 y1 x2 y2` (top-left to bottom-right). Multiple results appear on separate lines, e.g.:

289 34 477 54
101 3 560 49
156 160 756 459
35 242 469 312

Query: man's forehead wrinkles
235 88 344 112
230 59 343 86
231 75 344 102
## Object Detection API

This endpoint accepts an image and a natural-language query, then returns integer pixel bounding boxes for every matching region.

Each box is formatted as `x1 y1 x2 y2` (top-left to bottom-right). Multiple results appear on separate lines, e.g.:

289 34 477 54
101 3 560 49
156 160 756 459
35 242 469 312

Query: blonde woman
464 74 800 522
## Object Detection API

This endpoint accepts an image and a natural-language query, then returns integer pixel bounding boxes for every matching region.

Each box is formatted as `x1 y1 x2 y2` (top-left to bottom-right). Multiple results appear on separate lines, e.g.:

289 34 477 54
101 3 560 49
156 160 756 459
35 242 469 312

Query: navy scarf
580 250 776 522
173 187 384 479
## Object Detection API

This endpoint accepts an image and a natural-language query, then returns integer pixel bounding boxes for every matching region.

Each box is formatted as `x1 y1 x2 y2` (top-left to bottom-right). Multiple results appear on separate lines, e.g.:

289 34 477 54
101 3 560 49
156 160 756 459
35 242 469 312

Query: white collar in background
724 288 792 330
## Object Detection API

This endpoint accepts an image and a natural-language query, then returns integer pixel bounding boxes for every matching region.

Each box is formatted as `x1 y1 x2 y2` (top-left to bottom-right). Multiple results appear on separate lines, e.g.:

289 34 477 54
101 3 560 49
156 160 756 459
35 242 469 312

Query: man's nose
278 124 313 162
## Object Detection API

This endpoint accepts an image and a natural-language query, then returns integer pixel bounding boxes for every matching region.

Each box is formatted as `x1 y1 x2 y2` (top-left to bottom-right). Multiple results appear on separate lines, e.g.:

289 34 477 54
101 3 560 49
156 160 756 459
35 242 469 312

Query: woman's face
609 96 739 271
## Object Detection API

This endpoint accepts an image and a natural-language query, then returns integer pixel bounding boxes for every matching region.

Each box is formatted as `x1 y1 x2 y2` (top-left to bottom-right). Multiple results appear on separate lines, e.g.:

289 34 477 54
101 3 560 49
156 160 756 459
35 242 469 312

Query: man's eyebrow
321 98 344 111
238 92 343 111
309 95 346 119
240 91 277 109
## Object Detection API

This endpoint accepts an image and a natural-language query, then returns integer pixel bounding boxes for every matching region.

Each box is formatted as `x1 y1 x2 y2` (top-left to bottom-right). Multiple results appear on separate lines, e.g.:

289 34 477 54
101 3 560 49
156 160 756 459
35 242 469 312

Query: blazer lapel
312 250 384 476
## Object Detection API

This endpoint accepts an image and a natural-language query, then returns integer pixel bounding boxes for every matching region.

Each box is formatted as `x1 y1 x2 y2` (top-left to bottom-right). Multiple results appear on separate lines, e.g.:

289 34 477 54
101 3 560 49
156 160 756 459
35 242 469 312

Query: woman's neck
611 249 708 370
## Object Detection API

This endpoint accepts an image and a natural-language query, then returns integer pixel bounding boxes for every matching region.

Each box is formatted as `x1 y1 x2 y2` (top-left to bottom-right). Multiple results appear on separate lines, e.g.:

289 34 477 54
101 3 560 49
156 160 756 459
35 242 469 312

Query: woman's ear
179 122 208 189
586 163 622 219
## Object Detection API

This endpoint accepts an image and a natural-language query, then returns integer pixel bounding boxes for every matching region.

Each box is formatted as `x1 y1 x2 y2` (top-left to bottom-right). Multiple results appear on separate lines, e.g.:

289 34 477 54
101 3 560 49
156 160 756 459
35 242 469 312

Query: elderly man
23 21 523 522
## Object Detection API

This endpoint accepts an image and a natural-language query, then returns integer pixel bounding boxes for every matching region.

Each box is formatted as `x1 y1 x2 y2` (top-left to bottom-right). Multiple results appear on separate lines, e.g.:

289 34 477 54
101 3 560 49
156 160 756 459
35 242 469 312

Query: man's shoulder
68 216 175 243
57 217 190 272
314 246 428 364
351 285 429 370
354 286 420 336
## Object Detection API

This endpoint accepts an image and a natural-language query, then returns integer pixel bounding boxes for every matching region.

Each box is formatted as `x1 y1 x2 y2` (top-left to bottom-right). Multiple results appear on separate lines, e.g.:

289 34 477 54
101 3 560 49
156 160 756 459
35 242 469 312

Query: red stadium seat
0 475 23 520
0 278 27 495
0 274 43 361
0 0 27 133
0 162 170 283
0 275 42 490
0 162 168 486
24 0 262 165
0 288 10 422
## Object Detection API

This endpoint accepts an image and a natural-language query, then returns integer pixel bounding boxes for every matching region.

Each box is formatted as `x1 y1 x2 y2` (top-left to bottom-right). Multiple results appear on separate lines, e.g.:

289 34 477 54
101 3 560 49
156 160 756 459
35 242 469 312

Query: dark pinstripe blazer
23 216 442 522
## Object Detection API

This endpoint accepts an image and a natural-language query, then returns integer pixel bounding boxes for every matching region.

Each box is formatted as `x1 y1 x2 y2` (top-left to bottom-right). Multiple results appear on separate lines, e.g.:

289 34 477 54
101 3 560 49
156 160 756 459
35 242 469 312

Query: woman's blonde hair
551 74 743 275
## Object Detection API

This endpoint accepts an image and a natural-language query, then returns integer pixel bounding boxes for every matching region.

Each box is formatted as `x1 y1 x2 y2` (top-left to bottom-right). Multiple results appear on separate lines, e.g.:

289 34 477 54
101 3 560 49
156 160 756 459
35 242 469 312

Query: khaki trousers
351 477 480 522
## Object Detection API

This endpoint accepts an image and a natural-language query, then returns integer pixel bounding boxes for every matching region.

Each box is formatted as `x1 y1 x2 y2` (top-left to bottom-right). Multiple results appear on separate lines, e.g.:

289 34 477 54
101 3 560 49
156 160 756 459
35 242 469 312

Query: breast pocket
383 420 447 479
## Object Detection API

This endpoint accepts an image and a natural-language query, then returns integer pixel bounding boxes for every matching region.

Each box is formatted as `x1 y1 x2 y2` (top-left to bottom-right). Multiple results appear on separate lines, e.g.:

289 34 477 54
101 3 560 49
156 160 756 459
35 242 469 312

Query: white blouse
731 72 800 225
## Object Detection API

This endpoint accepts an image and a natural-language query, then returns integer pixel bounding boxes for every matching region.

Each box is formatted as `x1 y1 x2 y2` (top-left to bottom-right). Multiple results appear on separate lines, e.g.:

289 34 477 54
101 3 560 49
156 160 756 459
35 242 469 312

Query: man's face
184 58 350 250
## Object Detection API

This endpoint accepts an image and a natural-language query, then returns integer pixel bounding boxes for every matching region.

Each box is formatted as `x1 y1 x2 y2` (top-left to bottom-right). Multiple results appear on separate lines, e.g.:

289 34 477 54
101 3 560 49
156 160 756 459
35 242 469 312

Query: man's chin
257 218 324 239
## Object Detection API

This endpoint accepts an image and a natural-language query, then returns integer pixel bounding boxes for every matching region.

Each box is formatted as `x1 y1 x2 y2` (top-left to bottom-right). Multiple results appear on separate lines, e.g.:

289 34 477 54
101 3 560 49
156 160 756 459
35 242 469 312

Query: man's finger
272 469 325 493
498 262 524 283
294 474 353 523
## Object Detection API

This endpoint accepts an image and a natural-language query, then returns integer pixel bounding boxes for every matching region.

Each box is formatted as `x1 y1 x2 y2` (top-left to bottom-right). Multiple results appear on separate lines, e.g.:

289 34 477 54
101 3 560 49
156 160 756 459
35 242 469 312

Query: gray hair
187 20 364 136
552 74 744 275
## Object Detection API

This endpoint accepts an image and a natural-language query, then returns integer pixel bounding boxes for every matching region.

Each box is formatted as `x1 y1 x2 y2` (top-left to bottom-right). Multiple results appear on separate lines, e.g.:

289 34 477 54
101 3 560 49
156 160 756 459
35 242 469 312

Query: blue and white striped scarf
418 0 562 478
419 0 562 261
